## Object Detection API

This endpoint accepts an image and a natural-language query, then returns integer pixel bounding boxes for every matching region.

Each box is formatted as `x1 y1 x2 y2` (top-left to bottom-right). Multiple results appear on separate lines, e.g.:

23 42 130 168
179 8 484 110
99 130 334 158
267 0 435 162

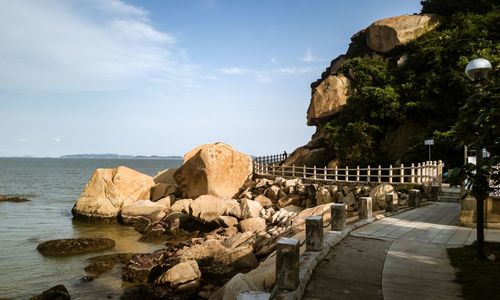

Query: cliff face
285 14 443 167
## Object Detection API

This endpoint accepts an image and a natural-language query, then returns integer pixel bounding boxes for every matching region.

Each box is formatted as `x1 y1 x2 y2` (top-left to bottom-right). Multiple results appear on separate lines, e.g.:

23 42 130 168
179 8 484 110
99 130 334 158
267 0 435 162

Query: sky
0 0 422 157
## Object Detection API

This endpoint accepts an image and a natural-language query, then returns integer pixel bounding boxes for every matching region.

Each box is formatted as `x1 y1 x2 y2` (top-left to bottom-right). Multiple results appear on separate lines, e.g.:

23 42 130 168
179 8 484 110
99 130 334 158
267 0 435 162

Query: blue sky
0 0 422 157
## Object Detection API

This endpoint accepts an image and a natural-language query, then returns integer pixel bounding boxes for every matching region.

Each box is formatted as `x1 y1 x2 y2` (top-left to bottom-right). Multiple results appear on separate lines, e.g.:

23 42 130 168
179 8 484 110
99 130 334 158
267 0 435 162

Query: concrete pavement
303 202 500 300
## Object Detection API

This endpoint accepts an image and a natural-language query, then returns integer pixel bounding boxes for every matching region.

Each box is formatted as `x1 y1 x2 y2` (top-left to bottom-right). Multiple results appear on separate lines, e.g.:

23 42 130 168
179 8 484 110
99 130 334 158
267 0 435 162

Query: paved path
303 202 500 300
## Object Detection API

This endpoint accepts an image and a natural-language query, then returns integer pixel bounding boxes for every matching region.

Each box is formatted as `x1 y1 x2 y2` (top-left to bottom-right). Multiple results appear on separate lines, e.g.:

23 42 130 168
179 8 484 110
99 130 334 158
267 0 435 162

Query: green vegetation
447 242 500 300
324 0 499 167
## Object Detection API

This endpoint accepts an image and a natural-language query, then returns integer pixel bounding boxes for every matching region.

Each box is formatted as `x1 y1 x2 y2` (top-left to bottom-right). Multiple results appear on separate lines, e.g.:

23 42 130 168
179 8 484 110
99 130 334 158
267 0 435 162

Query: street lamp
465 57 492 259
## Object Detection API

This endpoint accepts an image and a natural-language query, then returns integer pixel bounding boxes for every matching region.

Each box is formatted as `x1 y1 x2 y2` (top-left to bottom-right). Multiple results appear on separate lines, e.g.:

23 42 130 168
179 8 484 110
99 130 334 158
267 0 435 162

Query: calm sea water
0 158 182 300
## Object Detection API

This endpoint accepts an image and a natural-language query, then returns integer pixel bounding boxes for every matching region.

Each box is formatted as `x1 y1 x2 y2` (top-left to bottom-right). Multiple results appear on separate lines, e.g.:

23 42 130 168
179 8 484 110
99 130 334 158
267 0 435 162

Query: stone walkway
303 202 500 300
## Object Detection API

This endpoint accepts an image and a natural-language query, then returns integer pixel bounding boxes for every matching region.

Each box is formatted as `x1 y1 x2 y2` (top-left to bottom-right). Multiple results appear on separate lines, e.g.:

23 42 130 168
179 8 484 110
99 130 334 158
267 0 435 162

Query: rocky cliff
285 14 443 167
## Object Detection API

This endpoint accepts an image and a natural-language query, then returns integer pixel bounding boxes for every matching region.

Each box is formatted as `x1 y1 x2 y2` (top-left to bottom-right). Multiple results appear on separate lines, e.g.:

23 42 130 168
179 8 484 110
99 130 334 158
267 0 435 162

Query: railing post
389 165 393 184
378 165 382 183
306 216 323 251
400 163 404 183
272 164 276 176
292 164 295 178
437 160 443 187
276 238 300 290
324 166 327 181
330 203 346 231
334 166 338 181
313 166 317 180
367 165 371 183
411 163 415 183
303 165 306 179
359 197 372 219
417 163 421 184
345 166 349 182
385 192 398 212
281 165 285 177
356 166 360 182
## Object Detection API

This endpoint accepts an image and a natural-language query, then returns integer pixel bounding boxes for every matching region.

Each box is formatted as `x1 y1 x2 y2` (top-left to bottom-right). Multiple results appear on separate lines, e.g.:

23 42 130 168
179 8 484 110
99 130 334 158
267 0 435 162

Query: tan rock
369 184 394 208
264 185 281 201
316 187 333 205
120 200 167 225
224 199 243 219
210 273 259 300
307 74 351 125
72 166 155 221
151 183 177 201
239 217 266 233
241 199 263 219
222 231 254 249
342 192 357 206
190 195 227 222
170 199 193 214
292 204 331 226
254 195 273 208
217 216 239 228
154 260 201 289
154 168 178 185
155 196 173 209
177 239 227 261
277 194 301 208
366 14 441 53
174 143 252 199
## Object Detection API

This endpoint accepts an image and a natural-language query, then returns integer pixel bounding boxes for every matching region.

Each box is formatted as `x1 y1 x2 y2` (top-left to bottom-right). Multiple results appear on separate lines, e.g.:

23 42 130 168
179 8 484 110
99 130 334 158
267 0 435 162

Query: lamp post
464 57 493 259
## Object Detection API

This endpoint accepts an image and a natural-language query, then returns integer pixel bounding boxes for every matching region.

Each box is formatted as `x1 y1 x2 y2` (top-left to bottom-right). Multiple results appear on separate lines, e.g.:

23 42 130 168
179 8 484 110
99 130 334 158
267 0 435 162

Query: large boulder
154 168 178 185
370 184 394 210
190 195 227 223
72 166 155 222
174 143 252 199
239 217 266 233
307 74 351 125
366 14 441 53
120 200 167 225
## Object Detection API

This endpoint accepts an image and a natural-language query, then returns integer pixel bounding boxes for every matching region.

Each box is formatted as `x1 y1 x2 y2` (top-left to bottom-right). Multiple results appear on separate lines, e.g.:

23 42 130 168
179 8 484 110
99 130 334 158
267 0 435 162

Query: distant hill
60 154 182 159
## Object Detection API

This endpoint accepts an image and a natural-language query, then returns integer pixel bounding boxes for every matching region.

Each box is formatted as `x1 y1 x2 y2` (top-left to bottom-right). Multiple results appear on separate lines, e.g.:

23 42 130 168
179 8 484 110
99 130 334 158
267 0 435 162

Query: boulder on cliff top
307 74 352 125
366 14 441 53
72 166 155 222
174 143 252 199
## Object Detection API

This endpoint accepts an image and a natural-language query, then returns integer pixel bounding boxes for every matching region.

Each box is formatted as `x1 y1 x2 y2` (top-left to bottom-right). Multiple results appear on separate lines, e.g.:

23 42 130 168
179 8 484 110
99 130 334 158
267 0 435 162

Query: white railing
253 156 443 186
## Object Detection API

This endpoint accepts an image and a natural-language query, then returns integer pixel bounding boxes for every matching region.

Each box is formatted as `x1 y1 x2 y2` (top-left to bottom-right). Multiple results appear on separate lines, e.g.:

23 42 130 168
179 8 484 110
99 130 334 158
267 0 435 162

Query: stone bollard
331 203 346 231
359 197 372 219
276 238 300 290
385 193 398 212
409 189 421 207
306 216 323 251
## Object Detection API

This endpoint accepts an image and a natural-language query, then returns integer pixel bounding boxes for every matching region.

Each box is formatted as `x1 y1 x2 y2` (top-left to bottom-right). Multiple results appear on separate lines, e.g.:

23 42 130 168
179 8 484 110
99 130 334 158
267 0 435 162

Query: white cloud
18 138 30 143
300 47 324 63
52 138 62 143
0 0 198 91
219 67 247 75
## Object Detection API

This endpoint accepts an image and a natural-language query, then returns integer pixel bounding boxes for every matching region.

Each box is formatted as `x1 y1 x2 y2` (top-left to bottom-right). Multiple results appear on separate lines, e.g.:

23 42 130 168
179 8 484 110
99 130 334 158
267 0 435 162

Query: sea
0 157 183 300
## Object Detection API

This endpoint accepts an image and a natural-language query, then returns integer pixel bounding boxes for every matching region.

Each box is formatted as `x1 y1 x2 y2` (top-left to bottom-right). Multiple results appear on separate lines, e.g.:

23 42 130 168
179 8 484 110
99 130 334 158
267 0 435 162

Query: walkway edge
277 218 375 300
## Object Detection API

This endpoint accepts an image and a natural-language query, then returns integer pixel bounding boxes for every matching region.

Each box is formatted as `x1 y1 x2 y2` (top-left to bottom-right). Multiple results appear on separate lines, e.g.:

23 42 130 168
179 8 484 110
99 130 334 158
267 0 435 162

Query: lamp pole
464 58 493 259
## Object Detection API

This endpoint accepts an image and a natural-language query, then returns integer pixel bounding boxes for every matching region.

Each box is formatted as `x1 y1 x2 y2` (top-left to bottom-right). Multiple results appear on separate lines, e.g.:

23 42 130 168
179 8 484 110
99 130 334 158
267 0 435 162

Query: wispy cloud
219 67 247 75
300 47 324 63
0 0 198 91
18 138 30 143
52 138 62 143
219 65 314 83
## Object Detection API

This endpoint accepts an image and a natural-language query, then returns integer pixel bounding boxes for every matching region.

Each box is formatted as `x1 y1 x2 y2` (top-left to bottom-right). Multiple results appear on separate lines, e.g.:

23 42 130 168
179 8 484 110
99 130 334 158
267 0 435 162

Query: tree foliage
421 0 500 16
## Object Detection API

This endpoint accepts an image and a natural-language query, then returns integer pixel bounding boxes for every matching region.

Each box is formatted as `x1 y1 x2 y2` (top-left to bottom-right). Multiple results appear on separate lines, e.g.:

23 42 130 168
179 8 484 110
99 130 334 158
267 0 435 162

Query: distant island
60 154 182 159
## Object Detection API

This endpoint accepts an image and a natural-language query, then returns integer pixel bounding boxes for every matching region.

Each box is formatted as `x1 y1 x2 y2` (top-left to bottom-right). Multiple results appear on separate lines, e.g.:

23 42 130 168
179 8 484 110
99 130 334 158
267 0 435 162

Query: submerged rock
36 238 115 256
0 195 30 202
84 253 134 276
29 284 70 300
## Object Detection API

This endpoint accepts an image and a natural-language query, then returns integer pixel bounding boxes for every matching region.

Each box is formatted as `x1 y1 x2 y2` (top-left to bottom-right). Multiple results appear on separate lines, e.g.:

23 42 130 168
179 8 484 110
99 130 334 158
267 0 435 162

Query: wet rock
37 238 115 256
0 195 30 202
85 253 134 276
29 284 70 300
123 250 170 283
139 223 167 242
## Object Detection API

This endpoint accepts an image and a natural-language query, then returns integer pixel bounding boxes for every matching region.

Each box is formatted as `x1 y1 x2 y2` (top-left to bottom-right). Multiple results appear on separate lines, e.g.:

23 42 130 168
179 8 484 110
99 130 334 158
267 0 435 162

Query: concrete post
276 238 300 290
306 216 323 251
331 203 346 231
409 189 421 207
359 197 372 219
385 192 398 212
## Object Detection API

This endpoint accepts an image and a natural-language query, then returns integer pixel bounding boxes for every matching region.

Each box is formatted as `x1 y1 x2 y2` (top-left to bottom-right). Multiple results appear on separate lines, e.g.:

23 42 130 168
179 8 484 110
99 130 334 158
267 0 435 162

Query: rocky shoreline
30 142 421 299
